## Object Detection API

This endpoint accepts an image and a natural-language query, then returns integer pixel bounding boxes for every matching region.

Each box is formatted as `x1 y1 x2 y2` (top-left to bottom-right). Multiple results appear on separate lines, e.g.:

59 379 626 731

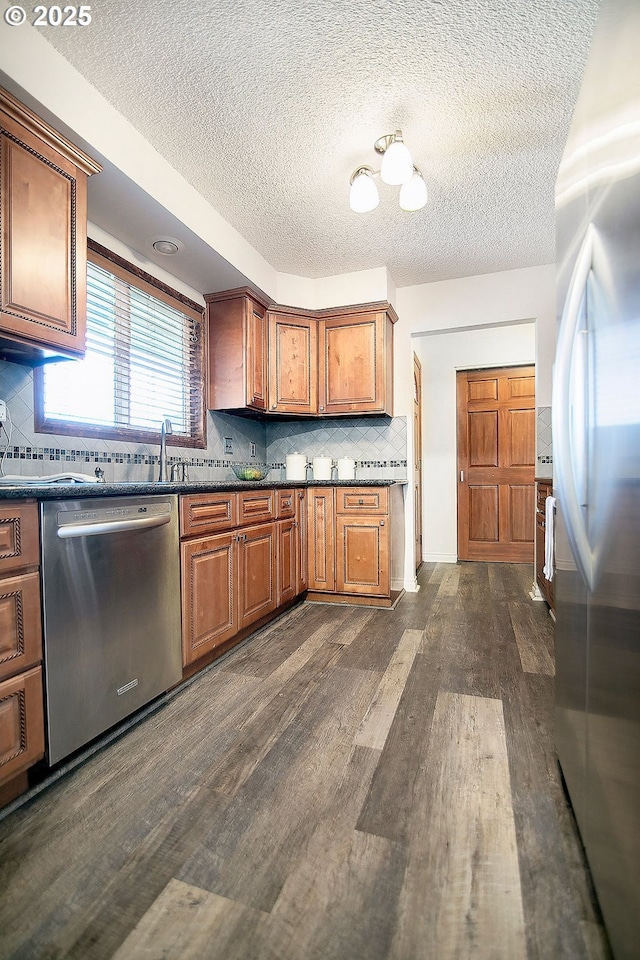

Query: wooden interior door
413 353 423 570
457 365 535 562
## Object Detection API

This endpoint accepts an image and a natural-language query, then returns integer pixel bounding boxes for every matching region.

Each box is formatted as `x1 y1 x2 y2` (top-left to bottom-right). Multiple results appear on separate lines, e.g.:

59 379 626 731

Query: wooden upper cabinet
0 87 101 363
206 290 396 418
268 311 318 415
319 306 396 416
206 288 270 412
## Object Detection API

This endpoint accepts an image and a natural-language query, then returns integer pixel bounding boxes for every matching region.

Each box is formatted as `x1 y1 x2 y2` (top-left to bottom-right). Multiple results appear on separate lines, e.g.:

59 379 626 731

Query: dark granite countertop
0 478 403 500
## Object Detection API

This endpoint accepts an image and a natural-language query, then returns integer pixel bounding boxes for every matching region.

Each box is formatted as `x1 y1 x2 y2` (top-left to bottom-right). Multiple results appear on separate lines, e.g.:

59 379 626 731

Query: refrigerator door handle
553 224 595 590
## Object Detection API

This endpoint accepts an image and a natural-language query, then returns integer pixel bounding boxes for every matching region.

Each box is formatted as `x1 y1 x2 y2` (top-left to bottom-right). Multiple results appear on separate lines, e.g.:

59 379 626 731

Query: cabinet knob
359 499 364 504
271 404 276 410
319 406 324 411
380 520 385 526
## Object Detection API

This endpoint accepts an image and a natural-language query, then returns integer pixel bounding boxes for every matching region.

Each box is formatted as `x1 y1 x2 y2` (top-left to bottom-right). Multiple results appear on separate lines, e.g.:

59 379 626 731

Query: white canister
337 457 356 480
312 456 334 481
285 453 308 481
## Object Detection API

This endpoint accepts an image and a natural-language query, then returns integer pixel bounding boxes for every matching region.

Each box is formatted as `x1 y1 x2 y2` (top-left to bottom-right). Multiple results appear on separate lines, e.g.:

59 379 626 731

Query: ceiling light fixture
349 166 379 213
349 129 427 213
152 237 182 255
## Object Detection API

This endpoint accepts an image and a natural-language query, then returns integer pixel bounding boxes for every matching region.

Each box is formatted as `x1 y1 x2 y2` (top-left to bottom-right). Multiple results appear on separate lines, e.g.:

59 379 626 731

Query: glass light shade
399 169 428 211
380 138 413 185
349 169 379 212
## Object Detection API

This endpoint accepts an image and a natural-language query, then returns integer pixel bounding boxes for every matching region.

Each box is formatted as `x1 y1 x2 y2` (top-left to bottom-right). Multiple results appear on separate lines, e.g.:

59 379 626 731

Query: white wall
415 323 535 562
393 264 555 579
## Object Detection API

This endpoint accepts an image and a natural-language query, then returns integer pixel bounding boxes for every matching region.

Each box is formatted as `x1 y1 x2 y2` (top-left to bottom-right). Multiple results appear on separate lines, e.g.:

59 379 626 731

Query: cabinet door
277 518 297 607
295 490 308 594
0 572 42 682
268 312 318 415
237 522 276 630
319 312 390 415
0 665 44 786
0 502 39 574
0 105 95 359
336 515 390 597
206 291 269 412
181 532 237 666
307 488 335 592
246 298 268 410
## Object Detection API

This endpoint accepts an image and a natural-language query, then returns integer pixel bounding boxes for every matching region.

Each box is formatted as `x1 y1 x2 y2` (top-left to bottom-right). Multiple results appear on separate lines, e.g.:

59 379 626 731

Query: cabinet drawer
0 503 39 574
0 665 45 785
180 493 238 536
336 487 388 515
0 572 42 682
276 489 295 519
238 490 275 526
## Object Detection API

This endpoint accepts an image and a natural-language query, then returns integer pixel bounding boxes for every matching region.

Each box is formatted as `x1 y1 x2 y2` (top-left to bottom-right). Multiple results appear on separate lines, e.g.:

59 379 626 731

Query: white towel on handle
543 495 557 581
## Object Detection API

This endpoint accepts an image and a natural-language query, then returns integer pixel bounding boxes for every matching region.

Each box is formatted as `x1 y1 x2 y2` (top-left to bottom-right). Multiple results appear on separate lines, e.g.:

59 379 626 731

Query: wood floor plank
176 667 381 913
509 599 555 675
0 562 608 960
390 691 527 960
355 651 438 843
354 628 423 750
111 878 268 960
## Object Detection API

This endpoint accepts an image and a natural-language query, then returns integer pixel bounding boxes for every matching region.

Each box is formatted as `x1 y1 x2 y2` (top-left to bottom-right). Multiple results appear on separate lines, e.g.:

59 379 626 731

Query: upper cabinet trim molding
0 87 102 178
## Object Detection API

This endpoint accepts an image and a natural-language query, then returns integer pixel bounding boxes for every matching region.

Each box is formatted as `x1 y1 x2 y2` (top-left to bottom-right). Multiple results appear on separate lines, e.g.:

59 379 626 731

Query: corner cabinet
205 289 396 418
0 501 45 806
268 311 318 415
0 87 102 363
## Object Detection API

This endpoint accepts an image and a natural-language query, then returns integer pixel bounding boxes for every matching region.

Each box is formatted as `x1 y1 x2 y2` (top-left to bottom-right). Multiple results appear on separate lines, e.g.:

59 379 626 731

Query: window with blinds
35 248 206 447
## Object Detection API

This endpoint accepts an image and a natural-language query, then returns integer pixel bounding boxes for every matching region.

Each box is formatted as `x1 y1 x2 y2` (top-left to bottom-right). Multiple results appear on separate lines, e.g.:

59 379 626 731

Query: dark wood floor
0 563 611 959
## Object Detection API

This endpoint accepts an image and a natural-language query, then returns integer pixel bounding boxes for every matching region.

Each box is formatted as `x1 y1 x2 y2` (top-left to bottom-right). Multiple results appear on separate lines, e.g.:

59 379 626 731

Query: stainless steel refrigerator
553 1 640 957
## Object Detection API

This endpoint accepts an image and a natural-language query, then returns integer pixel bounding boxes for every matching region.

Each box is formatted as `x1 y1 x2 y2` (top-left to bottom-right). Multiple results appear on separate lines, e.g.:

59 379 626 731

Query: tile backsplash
536 405 553 474
0 360 407 482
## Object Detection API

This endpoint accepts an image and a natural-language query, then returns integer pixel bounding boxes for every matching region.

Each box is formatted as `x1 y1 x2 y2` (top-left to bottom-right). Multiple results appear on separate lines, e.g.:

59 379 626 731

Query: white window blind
41 255 204 442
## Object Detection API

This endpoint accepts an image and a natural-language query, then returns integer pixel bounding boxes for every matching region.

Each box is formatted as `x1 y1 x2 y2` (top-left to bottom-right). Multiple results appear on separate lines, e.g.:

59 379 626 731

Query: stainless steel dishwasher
40 495 182 765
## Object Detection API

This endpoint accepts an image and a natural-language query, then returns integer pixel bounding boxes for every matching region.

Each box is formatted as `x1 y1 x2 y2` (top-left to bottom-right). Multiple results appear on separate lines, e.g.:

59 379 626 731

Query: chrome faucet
158 418 172 481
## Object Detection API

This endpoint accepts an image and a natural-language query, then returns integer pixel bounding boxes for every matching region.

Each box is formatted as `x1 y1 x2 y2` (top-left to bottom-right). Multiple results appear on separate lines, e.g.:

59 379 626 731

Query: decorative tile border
0 445 239 469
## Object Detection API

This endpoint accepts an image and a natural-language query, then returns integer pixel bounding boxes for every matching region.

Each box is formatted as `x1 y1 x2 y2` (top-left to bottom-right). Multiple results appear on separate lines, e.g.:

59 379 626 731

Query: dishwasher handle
57 513 171 539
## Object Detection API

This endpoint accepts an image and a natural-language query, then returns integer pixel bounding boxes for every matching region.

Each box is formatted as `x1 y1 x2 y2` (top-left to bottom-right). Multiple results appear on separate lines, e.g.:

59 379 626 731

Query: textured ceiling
37 0 599 288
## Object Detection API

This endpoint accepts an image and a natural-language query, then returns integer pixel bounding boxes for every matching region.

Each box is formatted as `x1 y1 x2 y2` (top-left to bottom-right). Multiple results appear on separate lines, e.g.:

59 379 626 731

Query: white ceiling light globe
349 168 379 212
399 169 428 211
380 137 413 185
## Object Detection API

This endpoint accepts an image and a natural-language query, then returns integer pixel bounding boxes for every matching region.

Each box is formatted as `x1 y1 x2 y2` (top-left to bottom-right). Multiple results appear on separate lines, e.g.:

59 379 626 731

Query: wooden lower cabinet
0 666 45 785
237 522 276 630
180 492 306 669
181 531 237 665
277 519 297 607
0 500 45 803
307 486 400 605
307 487 336 591
336 515 389 597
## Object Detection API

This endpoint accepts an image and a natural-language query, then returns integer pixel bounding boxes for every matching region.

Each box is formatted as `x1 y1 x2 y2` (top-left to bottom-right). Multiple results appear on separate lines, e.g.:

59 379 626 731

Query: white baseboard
423 553 458 564
529 581 545 601
393 577 419 593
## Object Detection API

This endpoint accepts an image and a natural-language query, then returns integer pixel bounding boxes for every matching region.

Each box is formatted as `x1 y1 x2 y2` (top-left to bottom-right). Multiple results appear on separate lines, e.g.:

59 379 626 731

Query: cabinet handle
271 404 276 410
319 405 324 411
380 520 385 526
358 498 364 504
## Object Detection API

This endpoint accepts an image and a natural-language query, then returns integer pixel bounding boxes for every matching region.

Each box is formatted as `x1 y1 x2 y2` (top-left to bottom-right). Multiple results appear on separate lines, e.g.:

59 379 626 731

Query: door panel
268 313 317 414
468 486 499 541
307 488 335 591
457 365 535 562
181 533 236 665
238 523 276 629
468 411 498 466
336 516 389 596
